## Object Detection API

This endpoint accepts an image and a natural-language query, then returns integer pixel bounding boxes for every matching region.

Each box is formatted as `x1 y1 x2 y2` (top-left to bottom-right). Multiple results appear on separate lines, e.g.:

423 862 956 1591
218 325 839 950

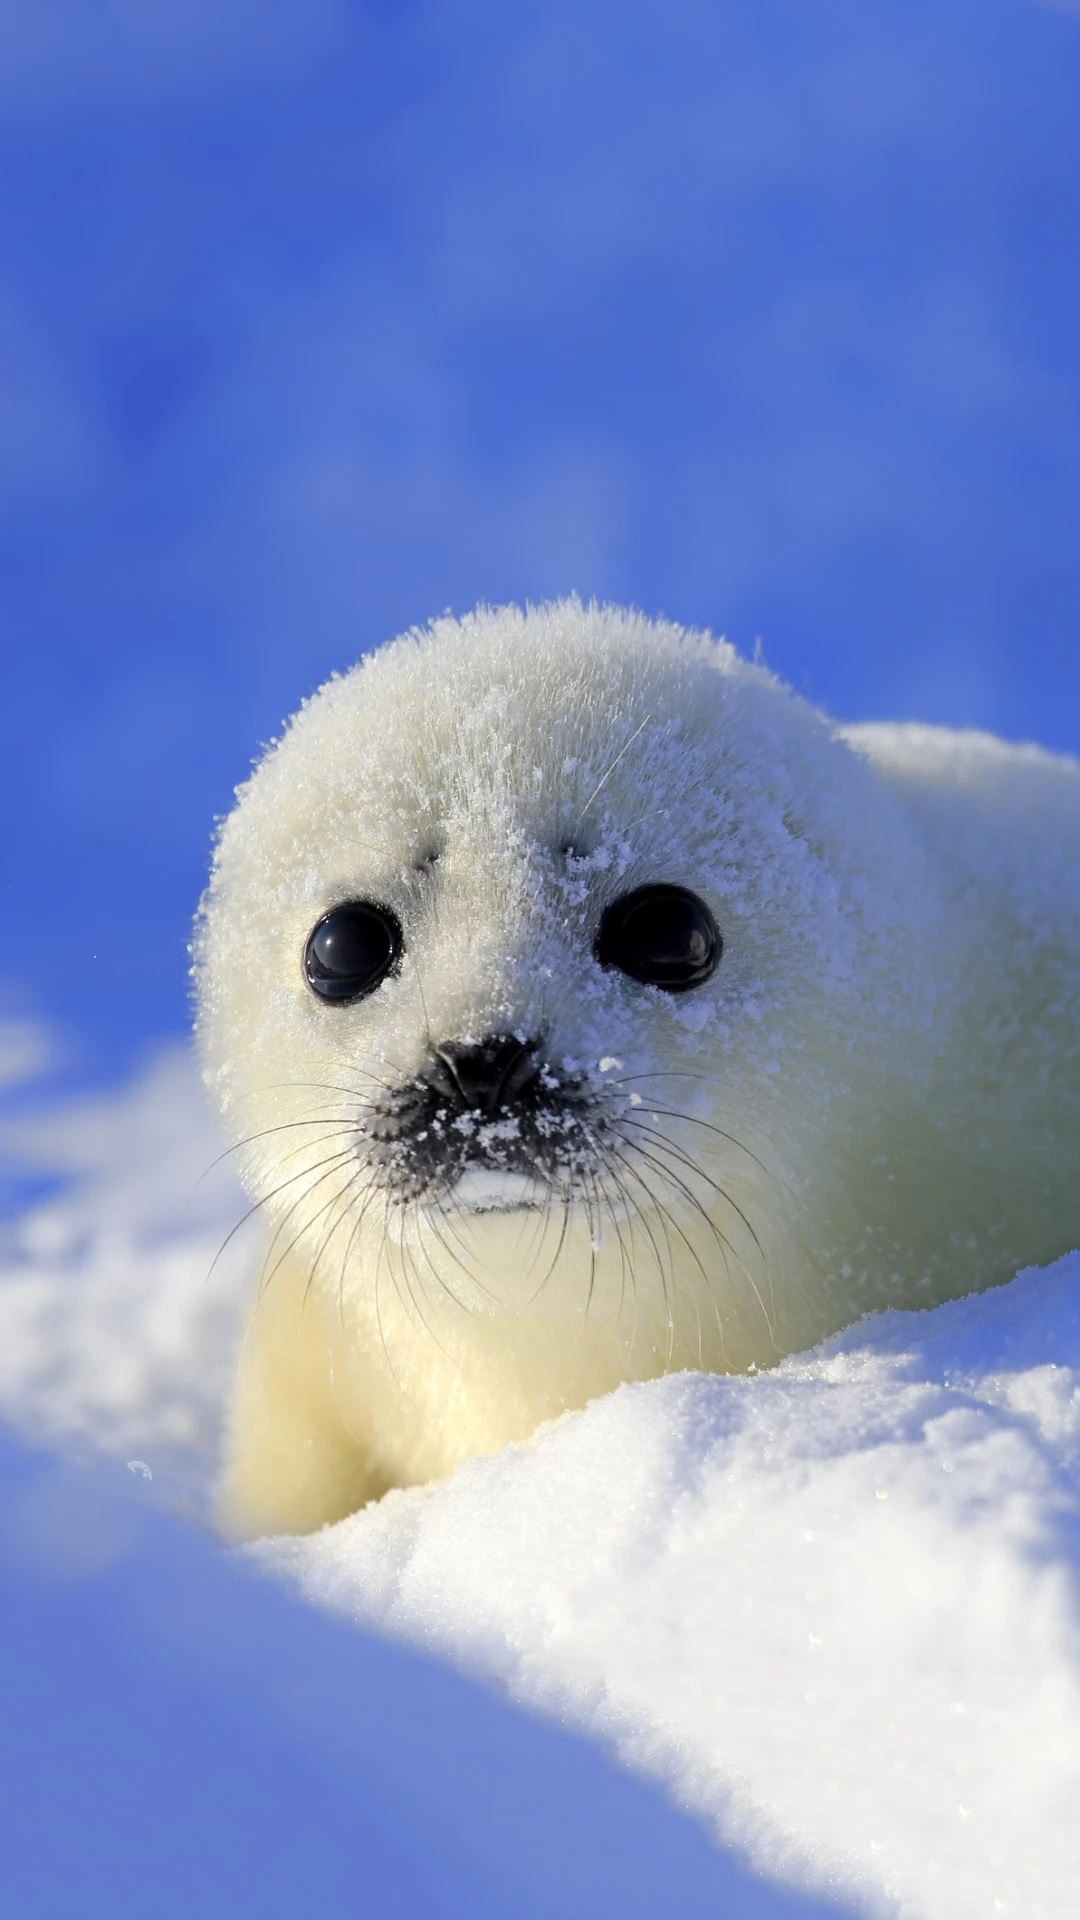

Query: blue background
3 0 1080 1083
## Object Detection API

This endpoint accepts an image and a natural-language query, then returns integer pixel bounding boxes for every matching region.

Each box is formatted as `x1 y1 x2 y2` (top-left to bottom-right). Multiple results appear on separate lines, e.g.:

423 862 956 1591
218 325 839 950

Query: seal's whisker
611 1142 728 1365
620 1120 747 1218
235 1071 399 1105
301 1164 375 1314
207 1140 358 1287
394 1200 465 1363
620 1103 772 1177
517 1173 575 1308
226 1150 364 1396
609 1070 712 1085
258 1156 366 1310
517 1163 563 1277
594 1162 638 1336
576 1175 602 1321
622 1133 749 1284
253 1144 363 1286
408 1204 496 1383
335 1166 376 1329
621 1118 768 1267
413 1204 481 1316
625 1136 778 1348
413 1194 503 1308
370 1189 414 1399
606 1145 688 1361
189 1117 359 1201
599 1139 677 1332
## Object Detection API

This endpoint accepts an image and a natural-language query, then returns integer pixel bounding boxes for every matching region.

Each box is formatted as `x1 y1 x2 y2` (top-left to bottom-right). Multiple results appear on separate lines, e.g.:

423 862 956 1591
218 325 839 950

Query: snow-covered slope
1 1431 825 1920
0 1049 247 1491
2 1046 1079 1917
267 1262 1080 1919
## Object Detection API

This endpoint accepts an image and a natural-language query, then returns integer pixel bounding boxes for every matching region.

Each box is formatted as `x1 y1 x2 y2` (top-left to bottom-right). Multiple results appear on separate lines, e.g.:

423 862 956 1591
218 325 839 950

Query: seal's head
195 600 996 1526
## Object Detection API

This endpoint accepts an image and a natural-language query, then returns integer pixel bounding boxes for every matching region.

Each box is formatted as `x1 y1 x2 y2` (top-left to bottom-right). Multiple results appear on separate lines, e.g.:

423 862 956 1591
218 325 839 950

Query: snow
3 1044 1080 1916
2 1435 813 1920
0 1049 247 1491
265 1265 1080 1918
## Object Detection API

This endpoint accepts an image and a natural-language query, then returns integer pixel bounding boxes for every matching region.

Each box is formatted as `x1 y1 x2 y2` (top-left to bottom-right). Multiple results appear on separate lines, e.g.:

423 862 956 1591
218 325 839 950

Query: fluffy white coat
194 601 1080 1537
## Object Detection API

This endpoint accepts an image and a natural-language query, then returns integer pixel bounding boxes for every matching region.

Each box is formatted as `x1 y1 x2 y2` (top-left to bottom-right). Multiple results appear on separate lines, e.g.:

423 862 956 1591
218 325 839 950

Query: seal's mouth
442 1168 548 1215
358 1033 606 1206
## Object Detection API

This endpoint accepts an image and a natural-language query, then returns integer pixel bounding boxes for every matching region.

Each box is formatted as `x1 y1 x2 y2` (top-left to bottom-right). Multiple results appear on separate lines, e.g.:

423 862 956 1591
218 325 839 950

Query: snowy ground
2 1044 1079 1917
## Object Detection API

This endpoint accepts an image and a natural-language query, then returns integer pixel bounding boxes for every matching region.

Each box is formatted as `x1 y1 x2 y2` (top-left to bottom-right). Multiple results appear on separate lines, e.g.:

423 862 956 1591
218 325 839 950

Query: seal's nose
424 1035 540 1114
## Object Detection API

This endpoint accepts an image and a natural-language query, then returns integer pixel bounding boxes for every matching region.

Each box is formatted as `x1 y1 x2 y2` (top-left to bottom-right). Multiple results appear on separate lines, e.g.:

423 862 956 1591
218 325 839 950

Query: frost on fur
192 599 1080 1537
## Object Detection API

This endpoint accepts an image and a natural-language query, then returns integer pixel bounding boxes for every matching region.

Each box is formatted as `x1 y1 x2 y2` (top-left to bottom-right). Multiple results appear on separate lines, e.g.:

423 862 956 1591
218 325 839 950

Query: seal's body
195 602 1080 1538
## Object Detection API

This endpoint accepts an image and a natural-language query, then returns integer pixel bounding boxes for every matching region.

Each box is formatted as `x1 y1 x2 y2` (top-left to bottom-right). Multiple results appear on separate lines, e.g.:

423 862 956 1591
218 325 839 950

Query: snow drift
2 1046 1079 1917
267 1259 1080 1918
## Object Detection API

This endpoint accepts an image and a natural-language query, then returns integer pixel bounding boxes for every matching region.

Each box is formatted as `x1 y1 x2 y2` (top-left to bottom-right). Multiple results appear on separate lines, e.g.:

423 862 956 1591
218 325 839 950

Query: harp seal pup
195 600 1080 1539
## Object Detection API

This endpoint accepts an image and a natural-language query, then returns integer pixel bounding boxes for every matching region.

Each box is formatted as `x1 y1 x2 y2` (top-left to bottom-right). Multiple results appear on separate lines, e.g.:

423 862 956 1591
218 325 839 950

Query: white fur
194 601 1080 1538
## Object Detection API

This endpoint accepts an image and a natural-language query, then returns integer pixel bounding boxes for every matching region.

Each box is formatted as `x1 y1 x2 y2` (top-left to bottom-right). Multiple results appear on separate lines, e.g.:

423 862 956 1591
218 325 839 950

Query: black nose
423 1035 540 1115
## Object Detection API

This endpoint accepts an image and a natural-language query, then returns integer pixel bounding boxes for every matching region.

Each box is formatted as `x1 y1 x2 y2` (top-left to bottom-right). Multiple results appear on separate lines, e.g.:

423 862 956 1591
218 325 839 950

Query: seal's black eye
304 902 402 1004
595 884 720 993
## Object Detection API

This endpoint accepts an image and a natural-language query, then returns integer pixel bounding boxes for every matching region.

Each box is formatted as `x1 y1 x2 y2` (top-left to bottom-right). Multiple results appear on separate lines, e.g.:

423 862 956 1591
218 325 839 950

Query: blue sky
3 0 1080 1080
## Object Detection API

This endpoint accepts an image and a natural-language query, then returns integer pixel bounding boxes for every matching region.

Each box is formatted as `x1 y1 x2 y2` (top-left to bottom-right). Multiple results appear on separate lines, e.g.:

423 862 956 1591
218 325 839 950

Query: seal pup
195 600 1080 1538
